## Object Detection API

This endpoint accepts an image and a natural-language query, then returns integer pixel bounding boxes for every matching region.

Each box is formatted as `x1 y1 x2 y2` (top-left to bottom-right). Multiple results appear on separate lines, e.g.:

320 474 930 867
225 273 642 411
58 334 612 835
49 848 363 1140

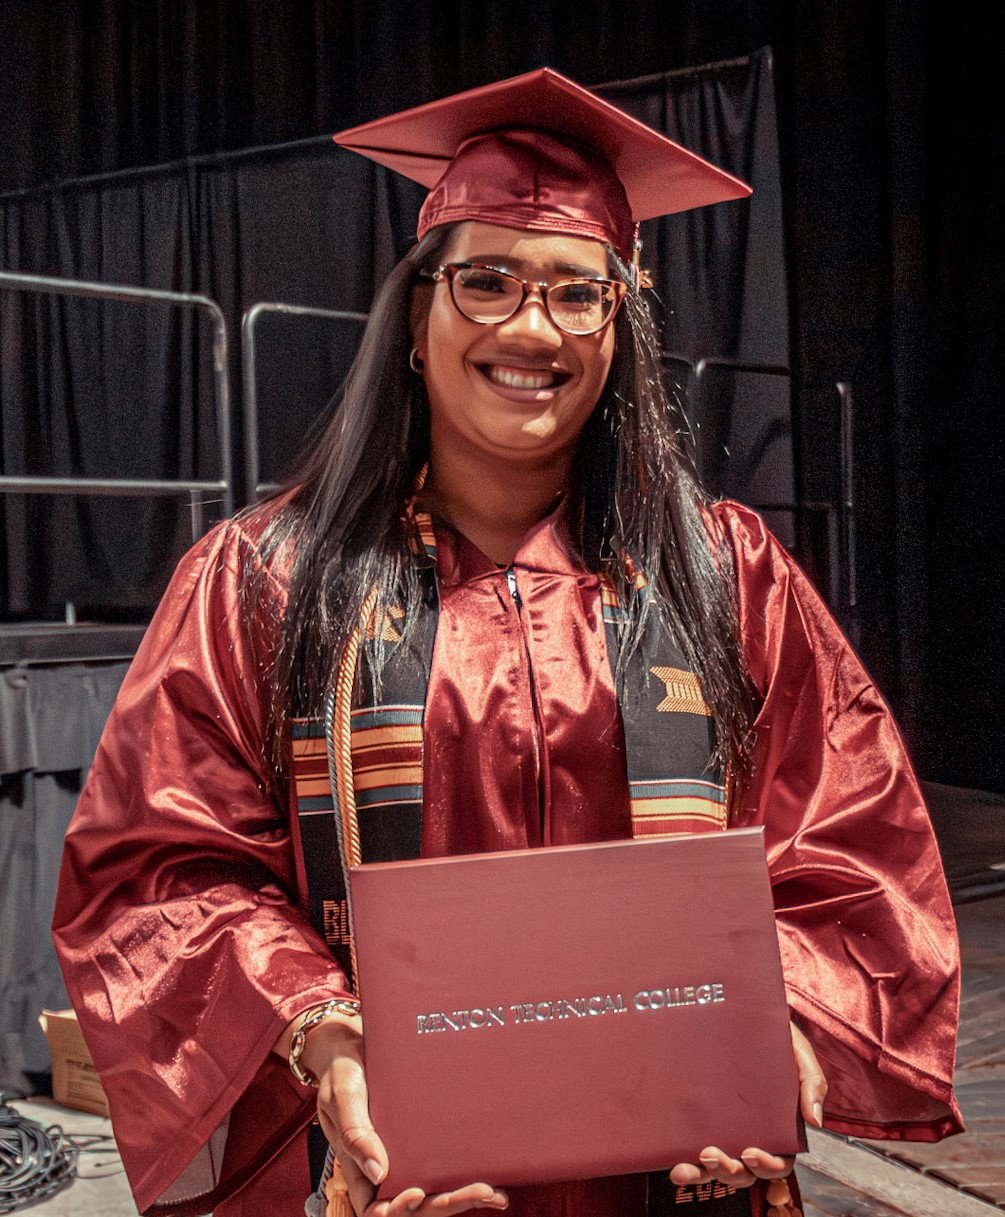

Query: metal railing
241 301 368 500
836 380 855 611
0 270 234 539
663 354 855 615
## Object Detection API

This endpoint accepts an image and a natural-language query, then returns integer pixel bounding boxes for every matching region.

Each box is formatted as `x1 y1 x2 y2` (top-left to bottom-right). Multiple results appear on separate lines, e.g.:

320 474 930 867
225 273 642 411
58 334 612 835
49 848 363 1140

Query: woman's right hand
277 1012 509 1216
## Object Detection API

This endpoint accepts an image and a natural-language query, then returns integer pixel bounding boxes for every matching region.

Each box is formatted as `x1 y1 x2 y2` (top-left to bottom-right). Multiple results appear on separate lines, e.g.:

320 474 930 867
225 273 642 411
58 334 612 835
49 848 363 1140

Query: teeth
486 366 557 390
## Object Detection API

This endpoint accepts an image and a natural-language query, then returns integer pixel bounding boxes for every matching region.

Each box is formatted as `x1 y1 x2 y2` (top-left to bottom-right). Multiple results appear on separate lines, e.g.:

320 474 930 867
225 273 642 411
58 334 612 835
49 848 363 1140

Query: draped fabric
0 52 784 620
598 55 786 367
0 142 412 616
0 4 784 196
597 54 793 544
0 661 130 1095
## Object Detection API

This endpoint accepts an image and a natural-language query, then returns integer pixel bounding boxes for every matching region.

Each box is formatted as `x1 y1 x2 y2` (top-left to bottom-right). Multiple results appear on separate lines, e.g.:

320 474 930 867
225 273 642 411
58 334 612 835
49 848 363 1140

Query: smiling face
414 222 617 477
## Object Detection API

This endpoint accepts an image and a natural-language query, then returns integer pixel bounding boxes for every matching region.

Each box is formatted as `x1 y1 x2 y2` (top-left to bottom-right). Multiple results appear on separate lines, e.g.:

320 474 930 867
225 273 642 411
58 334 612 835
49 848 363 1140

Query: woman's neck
423 454 570 565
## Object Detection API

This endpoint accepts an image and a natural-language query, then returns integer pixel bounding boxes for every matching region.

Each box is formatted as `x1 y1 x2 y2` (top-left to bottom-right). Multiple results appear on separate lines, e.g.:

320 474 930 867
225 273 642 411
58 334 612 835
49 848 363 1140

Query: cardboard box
38 1008 110 1117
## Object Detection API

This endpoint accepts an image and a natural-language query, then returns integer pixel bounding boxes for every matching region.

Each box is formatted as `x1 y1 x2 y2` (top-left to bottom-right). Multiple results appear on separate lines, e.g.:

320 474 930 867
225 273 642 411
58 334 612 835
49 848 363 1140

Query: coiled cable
0 1094 78 1213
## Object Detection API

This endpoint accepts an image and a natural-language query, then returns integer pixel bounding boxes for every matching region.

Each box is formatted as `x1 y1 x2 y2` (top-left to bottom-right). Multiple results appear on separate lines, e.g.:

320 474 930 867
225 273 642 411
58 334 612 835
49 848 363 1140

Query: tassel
629 225 643 291
324 1161 354 1217
766 1176 802 1217
628 225 654 290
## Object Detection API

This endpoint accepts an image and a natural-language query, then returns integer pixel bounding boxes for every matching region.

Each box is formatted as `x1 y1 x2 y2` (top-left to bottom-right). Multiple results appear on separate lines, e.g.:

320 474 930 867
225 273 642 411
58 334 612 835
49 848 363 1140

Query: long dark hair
249 225 756 801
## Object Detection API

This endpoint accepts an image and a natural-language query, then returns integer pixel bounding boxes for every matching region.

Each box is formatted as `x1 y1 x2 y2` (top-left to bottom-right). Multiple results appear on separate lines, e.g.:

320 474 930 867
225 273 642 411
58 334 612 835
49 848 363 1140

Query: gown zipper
504 565 549 841
505 565 522 611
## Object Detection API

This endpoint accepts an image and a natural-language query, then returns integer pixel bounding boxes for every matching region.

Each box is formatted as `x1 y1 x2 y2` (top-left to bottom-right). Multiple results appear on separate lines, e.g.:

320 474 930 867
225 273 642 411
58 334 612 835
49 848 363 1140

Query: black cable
0 1094 78 1213
66 1130 123 1179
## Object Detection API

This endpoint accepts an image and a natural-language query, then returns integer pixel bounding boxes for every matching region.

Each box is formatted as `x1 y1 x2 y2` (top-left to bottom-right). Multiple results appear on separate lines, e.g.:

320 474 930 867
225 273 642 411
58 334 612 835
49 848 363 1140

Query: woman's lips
477 363 571 397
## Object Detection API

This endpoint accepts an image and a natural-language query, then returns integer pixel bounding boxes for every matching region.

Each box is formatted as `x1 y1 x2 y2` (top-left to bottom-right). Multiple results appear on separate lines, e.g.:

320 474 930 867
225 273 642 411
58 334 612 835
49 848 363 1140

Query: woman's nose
498 287 563 346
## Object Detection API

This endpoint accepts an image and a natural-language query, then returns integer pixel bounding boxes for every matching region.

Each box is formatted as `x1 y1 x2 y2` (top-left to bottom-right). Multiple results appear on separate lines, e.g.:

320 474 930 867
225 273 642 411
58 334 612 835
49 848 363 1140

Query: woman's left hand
667 1021 826 1188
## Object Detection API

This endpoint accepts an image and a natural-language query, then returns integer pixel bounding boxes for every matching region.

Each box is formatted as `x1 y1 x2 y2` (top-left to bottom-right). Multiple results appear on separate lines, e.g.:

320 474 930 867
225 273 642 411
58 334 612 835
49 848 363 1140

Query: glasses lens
451 267 523 323
547 280 617 334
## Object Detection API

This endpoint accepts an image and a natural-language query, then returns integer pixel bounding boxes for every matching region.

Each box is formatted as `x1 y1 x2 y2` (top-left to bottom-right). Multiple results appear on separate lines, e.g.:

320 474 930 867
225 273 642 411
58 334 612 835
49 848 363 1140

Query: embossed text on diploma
415 982 725 1034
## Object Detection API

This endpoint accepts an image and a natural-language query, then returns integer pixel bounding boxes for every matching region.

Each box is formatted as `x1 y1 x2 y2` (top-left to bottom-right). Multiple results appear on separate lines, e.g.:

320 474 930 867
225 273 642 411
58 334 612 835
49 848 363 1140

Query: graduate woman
53 70 962 1217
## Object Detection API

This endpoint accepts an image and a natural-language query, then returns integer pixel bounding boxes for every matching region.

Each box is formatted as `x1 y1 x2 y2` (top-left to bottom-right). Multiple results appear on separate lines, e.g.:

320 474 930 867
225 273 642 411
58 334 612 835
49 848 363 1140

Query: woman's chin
519 415 560 441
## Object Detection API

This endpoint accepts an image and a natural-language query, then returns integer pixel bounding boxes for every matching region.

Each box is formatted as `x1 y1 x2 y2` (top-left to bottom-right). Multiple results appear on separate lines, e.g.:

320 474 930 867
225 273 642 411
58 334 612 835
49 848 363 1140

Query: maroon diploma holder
348 827 804 1196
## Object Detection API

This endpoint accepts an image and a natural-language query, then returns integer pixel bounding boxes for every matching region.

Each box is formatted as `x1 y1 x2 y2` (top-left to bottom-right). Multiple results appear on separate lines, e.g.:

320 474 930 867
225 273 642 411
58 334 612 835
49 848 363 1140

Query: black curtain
0 1 784 196
0 0 1001 792
599 58 794 547
0 52 784 616
0 144 409 615
773 6 1004 792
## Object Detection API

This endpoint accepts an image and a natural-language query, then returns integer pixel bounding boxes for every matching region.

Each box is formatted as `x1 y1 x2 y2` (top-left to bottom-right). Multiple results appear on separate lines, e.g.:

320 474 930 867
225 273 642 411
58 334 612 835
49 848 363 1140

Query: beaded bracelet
288 998 362 1088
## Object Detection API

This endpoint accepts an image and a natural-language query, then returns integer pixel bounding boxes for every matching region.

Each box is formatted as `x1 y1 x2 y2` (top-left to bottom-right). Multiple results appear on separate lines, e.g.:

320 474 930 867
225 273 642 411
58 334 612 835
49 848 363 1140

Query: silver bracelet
288 998 362 1088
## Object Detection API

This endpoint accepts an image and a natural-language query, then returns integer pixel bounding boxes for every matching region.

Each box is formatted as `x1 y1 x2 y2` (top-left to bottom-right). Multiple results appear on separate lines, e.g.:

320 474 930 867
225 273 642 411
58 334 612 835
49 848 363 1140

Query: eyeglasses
428 263 627 336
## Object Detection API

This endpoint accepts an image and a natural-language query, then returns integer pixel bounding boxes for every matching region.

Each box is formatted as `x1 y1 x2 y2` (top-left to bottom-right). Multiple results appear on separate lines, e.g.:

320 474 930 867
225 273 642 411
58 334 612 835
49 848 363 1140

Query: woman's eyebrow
462 255 606 278
555 261 607 277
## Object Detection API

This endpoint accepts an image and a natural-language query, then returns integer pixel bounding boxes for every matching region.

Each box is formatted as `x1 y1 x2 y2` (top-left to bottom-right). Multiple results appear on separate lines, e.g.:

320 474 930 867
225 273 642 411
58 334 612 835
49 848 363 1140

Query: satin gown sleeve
717 501 963 1141
51 513 348 1214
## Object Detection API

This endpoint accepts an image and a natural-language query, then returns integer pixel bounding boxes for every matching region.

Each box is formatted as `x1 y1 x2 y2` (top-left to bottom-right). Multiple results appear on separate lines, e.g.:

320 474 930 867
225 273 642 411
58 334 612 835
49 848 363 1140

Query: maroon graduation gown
52 499 962 1217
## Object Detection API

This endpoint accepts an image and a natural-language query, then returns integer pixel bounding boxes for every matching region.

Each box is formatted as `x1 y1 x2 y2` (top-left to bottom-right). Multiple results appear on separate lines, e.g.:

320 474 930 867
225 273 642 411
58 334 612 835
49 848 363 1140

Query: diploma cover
349 827 804 1195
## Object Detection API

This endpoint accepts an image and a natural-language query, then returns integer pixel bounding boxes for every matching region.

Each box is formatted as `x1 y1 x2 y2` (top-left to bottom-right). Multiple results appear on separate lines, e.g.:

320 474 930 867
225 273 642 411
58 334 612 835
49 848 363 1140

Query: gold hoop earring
409 347 424 374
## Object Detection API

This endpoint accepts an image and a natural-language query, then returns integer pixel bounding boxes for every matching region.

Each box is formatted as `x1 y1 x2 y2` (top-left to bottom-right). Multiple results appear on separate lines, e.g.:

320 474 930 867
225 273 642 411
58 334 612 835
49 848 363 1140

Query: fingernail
740 1152 758 1166
407 1203 422 1214
812 1101 824 1127
363 1158 383 1184
699 1155 718 1168
489 1195 509 1210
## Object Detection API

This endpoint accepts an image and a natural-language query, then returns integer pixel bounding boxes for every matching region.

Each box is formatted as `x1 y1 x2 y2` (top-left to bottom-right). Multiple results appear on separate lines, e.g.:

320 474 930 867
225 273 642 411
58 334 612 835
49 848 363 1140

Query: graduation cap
333 68 751 263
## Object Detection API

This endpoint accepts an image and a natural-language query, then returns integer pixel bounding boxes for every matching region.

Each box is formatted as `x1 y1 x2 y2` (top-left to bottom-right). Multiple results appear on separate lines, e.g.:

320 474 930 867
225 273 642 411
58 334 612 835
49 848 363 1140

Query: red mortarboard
333 68 751 261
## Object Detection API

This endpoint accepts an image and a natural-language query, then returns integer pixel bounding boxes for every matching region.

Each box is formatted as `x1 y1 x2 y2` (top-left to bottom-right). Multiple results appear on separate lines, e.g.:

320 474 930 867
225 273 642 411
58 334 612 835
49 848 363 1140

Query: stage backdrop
0 49 791 622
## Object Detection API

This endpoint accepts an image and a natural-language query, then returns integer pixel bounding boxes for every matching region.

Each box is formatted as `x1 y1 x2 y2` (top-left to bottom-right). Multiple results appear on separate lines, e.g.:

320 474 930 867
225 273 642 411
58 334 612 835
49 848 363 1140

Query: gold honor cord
324 586 379 996
332 587 378 870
